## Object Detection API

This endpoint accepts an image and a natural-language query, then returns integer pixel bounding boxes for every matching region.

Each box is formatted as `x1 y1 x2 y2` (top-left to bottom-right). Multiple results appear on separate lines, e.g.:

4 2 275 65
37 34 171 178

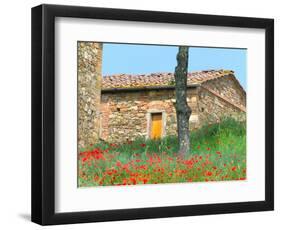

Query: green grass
191 117 246 155
78 117 246 186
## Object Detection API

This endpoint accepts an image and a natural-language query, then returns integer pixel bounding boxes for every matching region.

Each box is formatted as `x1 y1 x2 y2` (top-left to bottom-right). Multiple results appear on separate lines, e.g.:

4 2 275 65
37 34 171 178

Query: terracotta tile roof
102 69 235 90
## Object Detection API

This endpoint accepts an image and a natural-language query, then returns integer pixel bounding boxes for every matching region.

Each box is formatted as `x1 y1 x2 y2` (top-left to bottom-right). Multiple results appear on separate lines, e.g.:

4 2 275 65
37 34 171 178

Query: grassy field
78 117 246 187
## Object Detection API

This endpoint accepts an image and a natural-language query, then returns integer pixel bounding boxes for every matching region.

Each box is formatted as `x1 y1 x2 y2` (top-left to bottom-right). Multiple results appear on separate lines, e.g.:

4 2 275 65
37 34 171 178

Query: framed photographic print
31 4 274 225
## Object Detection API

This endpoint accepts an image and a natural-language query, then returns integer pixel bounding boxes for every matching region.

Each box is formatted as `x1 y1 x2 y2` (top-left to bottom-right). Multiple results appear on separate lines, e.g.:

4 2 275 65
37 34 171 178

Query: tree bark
174 46 192 158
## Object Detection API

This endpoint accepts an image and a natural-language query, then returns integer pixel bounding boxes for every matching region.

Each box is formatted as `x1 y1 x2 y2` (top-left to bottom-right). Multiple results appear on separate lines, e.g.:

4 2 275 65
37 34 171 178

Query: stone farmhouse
100 70 246 143
78 42 246 148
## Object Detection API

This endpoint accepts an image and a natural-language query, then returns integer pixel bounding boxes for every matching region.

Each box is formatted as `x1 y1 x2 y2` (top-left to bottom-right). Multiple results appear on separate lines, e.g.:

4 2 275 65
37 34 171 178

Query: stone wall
100 88 200 143
78 42 102 149
202 75 246 109
198 86 246 125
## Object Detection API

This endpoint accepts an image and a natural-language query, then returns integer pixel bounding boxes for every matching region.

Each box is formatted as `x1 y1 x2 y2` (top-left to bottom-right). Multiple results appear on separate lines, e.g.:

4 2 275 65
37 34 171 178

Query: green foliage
78 117 246 186
190 117 246 157
81 117 246 157
192 117 246 139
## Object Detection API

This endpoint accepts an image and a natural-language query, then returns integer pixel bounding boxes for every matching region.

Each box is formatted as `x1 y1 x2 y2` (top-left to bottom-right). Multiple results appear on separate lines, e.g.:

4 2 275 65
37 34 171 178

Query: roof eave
101 84 200 93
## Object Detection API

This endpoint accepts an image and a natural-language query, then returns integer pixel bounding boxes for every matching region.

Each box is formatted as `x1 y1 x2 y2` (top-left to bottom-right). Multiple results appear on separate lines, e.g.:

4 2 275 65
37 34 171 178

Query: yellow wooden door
151 113 162 139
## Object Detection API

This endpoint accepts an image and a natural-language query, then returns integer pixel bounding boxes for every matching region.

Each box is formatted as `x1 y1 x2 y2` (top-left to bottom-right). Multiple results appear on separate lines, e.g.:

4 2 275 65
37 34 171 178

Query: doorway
150 113 162 139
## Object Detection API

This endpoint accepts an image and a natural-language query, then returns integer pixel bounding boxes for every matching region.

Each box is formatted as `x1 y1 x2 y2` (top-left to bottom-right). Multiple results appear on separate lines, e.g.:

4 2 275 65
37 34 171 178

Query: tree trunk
174 46 192 158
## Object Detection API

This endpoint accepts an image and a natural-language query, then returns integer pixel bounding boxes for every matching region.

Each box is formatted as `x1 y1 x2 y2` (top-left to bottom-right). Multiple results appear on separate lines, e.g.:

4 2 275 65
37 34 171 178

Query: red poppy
106 170 114 176
122 179 127 185
142 178 148 184
116 161 122 167
129 177 137 185
82 157 88 162
139 165 147 170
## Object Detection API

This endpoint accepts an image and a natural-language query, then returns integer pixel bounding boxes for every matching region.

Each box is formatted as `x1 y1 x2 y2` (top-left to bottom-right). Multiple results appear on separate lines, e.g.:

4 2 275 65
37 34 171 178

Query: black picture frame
31 4 274 225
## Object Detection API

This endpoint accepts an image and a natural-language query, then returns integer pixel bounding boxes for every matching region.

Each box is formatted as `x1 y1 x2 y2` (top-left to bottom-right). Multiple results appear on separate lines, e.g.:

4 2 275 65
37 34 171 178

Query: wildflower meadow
78 118 246 187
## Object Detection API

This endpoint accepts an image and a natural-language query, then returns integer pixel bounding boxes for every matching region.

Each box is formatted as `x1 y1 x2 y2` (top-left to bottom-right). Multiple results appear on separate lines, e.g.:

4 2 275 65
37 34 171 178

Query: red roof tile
102 69 235 90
